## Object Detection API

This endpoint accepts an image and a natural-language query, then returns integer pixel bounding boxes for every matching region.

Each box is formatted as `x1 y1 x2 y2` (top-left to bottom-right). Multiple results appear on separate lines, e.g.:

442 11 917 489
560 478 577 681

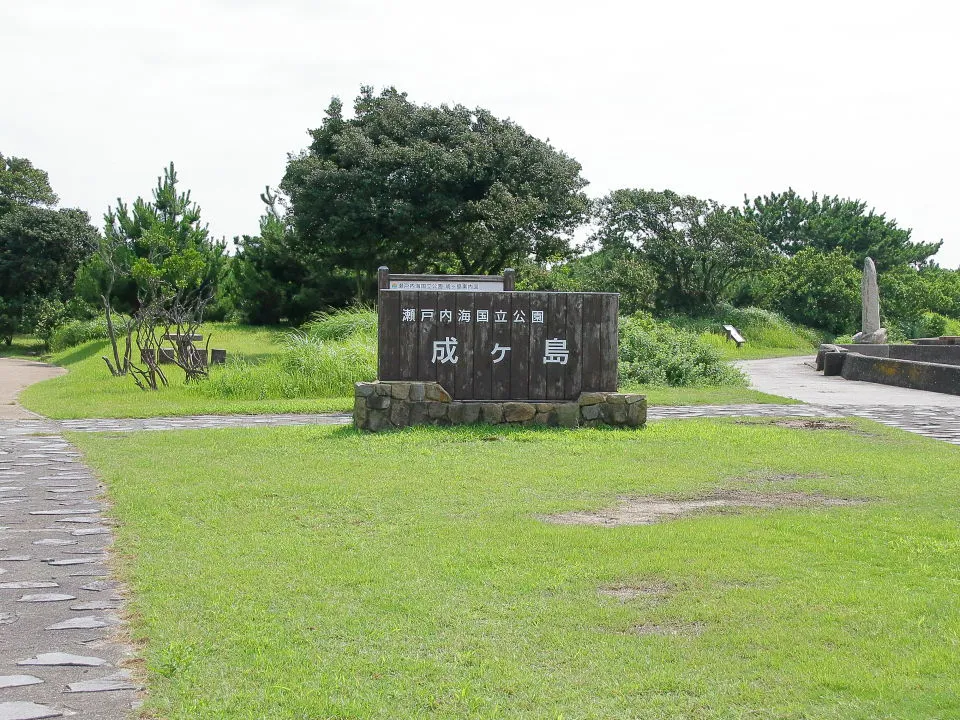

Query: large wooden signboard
378 290 618 401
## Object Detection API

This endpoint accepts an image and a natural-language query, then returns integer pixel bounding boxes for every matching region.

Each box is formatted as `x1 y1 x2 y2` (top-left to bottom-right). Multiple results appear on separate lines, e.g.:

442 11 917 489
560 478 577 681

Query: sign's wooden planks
378 290 618 400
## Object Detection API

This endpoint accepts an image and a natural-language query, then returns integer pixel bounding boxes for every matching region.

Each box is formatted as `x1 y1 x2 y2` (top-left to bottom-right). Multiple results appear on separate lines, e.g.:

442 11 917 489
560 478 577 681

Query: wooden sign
378 290 618 401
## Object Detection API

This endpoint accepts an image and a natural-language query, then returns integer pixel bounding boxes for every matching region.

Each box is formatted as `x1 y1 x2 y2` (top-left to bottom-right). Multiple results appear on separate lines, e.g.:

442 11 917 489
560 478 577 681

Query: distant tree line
2 85 957 349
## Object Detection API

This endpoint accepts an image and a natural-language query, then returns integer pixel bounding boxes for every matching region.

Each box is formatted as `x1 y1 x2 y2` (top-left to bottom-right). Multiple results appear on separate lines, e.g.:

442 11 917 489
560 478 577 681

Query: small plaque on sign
389 279 504 292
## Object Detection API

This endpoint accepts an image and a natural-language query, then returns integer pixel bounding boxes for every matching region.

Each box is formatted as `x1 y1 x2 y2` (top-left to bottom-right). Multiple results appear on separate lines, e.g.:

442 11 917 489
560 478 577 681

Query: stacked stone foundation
354 382 646 432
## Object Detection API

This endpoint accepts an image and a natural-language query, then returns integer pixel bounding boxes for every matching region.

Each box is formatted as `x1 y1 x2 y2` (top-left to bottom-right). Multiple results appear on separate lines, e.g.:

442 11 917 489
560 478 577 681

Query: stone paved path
648 404 960 445
2 404 958 445
0 423 140 719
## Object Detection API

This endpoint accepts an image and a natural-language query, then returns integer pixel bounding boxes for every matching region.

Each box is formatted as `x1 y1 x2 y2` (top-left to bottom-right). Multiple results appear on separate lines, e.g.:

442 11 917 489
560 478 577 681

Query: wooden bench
723 324 746 348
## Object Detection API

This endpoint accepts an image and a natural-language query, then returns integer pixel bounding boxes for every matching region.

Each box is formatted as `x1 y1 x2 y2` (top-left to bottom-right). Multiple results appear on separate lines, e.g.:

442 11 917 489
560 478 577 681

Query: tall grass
200 310 377 400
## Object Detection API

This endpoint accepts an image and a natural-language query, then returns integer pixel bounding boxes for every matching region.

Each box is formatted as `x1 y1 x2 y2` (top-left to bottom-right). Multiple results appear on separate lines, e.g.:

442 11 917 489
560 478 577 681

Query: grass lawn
0 334 44 358
624 384 798 406
698 332 817 361
19 324 353 418
73 419 959 719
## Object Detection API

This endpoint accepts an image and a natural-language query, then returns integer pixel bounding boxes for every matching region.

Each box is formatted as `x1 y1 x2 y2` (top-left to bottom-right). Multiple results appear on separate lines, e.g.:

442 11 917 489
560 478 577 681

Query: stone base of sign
354 382 646 432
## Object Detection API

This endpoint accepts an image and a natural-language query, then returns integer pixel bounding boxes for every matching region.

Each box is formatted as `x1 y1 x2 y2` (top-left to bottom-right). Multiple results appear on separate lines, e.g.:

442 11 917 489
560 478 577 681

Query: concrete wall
839 344 960 365
839 353 960 395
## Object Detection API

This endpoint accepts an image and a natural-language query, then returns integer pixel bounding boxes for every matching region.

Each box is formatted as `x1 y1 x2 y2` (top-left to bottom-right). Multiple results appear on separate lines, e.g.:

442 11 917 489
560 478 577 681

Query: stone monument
852 257 887 344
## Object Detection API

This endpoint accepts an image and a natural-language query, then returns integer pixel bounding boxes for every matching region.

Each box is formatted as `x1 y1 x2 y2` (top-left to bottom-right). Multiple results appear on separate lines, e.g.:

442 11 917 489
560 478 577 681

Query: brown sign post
376 268 618 402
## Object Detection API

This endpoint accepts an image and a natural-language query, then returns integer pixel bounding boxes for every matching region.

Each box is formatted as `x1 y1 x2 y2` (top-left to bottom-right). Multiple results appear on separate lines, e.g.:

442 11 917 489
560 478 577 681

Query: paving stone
32 539 77 546
46 558 100 566
29 509 99 516
0 701 62 720
0 675 44 689
0 581 59 589
17 593 75 603
80 580 112 592
0 556 30 561
45 616 108 630
17 652 107 667
64 678 138 693
71 527 110 535
70 600 120 611
53 517 96 524
0 613 16 625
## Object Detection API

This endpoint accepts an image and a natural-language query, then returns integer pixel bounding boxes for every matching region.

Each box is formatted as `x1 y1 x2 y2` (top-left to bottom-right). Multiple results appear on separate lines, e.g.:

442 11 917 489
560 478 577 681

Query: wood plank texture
378 290 617 400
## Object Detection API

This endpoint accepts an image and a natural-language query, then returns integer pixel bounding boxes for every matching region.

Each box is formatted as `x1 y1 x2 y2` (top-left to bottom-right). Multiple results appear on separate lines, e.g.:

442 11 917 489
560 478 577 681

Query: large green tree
77 163 227 373
742 189 941 271
0 153 58 213
281 87 590 301
0 154 97 344
593 189 770 313
231 188 353 325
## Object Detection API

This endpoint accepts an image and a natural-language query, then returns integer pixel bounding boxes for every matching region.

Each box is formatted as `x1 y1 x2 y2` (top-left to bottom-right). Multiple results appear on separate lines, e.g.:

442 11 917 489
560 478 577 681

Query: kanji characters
431 337 458 365
543 338 569 365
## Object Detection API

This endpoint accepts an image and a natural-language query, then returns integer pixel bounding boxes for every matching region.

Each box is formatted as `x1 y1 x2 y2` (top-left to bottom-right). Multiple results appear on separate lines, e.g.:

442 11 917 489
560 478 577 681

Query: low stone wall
837 343 960 365
840 353 960 395
354 382 646 432
816 345 960 395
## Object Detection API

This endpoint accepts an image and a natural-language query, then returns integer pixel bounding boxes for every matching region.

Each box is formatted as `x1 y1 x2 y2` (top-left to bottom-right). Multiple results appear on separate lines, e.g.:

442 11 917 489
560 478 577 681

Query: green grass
71 420 960 719
624 384 799 405
697 332 818 360
20 323 357 419
0 334 44 358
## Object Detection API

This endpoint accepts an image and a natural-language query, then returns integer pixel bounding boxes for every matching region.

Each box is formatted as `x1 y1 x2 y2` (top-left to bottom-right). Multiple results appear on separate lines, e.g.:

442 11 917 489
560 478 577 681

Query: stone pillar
853 257 887 344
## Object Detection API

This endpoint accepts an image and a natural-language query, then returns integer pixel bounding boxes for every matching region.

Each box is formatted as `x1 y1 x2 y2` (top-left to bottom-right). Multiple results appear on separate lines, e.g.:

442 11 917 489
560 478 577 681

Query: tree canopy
0 153 58 213
593 189 771 313
742 189 941 271
281 87 590 301
0 154 96 344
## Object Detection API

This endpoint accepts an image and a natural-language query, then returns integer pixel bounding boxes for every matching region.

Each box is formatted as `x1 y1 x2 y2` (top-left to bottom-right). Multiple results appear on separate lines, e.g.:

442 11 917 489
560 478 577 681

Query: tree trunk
101 295 125 376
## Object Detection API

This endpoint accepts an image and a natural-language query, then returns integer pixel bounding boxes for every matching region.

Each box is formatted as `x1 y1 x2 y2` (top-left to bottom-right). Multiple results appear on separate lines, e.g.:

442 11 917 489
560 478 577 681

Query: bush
48 316 113 352
618 313 746 387
667 305 822 349
767 249 861 334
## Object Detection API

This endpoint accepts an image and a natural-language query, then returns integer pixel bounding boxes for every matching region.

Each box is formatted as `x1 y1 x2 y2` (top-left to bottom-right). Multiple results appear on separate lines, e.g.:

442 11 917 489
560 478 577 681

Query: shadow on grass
53 339 110 367
323 422 646 442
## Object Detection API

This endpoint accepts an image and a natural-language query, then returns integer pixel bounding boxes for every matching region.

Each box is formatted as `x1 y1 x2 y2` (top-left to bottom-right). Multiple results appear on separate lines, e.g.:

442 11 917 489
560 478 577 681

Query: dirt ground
0 357 65 419
541 490 866 527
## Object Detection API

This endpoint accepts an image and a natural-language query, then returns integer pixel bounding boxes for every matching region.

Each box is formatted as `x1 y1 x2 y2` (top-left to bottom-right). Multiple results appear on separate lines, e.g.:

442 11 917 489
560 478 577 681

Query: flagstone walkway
0 423 139 720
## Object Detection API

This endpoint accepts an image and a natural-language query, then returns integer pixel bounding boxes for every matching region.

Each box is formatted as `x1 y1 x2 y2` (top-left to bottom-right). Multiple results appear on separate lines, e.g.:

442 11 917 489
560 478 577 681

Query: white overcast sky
3 0 959 267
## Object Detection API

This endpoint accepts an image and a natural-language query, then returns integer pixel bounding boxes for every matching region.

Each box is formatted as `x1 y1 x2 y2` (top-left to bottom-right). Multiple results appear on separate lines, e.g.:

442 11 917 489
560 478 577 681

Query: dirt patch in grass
740 470 826 483
542 490 865 527
631 621 705 637
600 580 675 602
774 419 855 431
